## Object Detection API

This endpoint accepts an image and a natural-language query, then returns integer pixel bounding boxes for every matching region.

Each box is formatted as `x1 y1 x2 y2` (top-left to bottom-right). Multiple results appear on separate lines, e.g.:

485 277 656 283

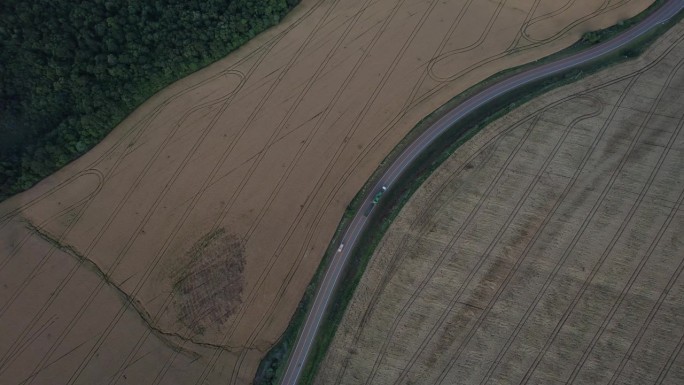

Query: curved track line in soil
400 0 474 107
476 73 642 385
569 62 684 385
504 0 546 52
521 0 628 44
516 55 682 385
0 168 105 228
436 0 508 60
362 108 541 385
523 0 580 35
390 94 604 385
426 0 555 84
427 0 517 83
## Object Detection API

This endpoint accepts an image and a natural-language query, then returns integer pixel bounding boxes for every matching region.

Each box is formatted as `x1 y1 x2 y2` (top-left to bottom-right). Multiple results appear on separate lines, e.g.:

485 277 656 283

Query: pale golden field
0 0 655 384
317 20 684 385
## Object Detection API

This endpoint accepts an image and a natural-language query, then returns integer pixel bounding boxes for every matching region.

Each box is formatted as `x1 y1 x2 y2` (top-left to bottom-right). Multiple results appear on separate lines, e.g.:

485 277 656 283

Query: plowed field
316 20 684 385
0 0 655 383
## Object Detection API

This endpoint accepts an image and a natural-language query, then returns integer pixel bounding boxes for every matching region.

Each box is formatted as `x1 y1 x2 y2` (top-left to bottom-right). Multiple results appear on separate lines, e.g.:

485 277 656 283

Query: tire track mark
521 0 630 44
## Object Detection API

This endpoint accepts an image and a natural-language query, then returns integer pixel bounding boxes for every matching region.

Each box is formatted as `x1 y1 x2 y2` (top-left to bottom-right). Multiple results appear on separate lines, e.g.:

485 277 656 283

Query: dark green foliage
0 0 299 200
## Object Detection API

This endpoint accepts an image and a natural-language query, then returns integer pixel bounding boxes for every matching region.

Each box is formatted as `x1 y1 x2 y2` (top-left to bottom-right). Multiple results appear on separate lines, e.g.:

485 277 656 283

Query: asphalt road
279 1 684 384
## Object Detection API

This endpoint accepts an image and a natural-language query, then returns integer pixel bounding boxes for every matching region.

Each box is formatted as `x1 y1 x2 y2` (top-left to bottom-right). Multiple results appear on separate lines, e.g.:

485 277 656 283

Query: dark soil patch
173 228 245 335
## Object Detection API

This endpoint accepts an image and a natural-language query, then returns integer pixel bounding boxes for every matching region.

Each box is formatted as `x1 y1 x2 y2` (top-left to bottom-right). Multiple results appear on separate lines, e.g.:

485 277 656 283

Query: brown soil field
0 0 655 384
316 19 684 385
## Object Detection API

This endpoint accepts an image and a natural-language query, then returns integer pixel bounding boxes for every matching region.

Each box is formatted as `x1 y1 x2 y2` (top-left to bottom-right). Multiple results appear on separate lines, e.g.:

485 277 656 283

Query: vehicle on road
364 186 388 216
373 186 387 204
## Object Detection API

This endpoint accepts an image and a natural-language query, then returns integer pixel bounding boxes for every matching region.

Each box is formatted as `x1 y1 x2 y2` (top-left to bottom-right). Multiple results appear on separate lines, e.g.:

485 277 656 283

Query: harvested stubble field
0 0 655 384
317 19 684 385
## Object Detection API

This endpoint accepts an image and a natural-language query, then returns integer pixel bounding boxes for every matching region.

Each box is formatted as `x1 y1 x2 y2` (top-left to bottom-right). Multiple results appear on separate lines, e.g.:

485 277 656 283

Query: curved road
280 1 684 384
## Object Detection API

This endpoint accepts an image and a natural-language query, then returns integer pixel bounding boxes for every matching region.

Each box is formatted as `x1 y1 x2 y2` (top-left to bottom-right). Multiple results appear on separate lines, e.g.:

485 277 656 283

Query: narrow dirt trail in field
0 0 654 383
317 20 684 385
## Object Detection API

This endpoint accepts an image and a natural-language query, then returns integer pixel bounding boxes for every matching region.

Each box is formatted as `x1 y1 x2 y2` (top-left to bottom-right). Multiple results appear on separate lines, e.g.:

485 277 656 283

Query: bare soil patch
316 20 684 385
0 0 654 383
172 229 246 336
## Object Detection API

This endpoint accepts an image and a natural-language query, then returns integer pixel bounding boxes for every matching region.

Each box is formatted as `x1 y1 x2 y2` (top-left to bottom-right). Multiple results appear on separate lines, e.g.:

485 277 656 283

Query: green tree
0 0 300 200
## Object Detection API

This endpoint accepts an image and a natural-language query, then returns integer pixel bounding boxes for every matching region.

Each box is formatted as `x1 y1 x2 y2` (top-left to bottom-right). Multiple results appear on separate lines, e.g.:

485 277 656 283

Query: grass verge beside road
254 2 682 384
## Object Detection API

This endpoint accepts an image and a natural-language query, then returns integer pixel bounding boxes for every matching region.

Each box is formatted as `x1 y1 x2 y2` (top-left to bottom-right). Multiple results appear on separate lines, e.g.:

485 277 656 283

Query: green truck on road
364 185 387 216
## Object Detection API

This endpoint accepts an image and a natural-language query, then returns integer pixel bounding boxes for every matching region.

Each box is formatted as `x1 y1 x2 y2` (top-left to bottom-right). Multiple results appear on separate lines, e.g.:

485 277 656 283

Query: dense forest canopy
0 0 299 200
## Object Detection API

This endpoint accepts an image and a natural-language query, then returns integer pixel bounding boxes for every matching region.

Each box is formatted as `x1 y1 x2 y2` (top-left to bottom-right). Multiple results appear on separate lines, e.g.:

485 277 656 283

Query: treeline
0 0 299 200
